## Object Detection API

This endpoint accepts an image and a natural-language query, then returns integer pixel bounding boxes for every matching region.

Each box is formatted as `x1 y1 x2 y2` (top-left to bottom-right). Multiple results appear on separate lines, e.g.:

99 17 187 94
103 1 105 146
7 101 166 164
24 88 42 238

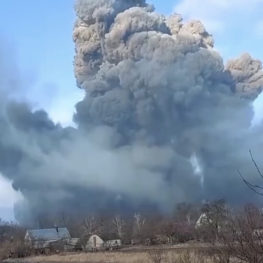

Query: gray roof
26 228 71 241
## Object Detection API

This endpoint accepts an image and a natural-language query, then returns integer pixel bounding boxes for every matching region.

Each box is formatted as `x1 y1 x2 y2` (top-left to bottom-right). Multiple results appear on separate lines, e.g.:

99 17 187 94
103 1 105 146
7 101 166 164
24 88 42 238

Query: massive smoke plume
1 0 263 224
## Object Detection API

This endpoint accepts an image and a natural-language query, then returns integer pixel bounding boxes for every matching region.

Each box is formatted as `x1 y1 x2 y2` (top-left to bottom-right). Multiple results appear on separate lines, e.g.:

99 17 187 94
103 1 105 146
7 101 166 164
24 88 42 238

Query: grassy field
4 245 233 263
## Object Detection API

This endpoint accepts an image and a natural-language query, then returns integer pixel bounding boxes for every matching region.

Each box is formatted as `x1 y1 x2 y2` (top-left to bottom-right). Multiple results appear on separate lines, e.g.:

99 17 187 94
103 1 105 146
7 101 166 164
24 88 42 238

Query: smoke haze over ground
1 0 263 224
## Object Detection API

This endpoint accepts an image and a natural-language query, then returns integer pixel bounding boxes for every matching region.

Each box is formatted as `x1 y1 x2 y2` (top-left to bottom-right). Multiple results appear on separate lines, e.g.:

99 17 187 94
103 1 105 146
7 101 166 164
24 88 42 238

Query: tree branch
249 149 263 180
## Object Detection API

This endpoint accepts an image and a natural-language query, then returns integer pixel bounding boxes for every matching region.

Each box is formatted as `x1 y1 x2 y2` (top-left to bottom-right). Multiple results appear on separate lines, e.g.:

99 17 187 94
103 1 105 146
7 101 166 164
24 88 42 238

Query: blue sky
0 0 178 126
0 0 82 125
1 0 262 125
0 0 263 221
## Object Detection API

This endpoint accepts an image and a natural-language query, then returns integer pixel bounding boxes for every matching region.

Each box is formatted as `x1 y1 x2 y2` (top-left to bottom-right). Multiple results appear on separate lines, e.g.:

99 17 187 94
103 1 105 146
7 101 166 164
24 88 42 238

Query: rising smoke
0 0 263 224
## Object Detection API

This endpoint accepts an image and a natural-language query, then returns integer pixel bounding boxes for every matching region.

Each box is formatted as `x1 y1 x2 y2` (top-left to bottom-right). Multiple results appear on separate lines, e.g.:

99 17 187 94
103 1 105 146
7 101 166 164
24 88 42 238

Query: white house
85 234 104 251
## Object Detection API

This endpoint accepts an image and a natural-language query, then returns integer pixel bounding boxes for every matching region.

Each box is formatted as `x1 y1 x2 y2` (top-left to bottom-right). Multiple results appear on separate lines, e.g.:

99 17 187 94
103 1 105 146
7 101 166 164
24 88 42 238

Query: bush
0 240 31 260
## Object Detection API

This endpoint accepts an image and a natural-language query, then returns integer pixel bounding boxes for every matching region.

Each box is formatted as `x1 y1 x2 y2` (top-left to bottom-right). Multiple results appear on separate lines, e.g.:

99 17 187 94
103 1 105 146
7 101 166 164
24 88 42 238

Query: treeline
30 201 204 244
20 200 263 245
2 200 263 262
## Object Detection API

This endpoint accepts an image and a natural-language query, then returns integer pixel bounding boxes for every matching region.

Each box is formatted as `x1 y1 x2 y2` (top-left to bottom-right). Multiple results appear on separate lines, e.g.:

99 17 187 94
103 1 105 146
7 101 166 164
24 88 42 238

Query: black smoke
0 0 263 224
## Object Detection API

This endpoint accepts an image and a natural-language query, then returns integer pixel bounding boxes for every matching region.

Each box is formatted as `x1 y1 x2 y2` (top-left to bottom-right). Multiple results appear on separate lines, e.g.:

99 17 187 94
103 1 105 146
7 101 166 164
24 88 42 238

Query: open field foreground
4 245 236 263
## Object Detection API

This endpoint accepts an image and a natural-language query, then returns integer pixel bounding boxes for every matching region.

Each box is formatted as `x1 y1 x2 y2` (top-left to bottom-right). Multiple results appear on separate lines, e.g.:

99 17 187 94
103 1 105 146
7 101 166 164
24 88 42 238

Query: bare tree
112 215 125 239
239 150 263 196
199 199 229 242
132 213 146 242
82 215 104 236
174 202 200 225
134 213 145 233
0 222 28 260
217 205 263 263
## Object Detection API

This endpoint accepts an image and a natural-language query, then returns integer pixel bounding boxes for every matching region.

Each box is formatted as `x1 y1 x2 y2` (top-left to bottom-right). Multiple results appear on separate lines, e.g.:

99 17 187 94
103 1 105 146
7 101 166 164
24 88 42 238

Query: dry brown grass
4 248 236 263
0 241 11 260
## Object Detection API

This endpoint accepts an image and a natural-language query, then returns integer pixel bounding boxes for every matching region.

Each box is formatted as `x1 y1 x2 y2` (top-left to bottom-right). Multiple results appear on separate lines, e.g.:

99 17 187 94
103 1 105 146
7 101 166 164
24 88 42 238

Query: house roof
88 234 104 241
26 228 71 241
196 213 212 227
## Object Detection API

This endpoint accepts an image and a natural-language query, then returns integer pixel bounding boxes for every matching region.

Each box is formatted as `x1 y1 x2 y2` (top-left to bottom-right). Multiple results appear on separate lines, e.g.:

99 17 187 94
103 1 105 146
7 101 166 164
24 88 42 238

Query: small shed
195 213 212 229
64 238 82 251
25 227 71 249
104 239 122 250
85 235 104 251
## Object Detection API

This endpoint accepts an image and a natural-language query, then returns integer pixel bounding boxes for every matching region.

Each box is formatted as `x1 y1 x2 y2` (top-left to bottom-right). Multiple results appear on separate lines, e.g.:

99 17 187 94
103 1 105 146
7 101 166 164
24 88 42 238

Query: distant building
104 239 122 250
195 213 212 229
64 238 82 251
85 234 104 251
25 227 71 249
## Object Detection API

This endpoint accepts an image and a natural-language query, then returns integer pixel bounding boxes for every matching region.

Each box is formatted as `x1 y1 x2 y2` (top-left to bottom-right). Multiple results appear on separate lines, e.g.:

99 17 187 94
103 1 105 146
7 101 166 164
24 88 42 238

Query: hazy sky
0 0 263 221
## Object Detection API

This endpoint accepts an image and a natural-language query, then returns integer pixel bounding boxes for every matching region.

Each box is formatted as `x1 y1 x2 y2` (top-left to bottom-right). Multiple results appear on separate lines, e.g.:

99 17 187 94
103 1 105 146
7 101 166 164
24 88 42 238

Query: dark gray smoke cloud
73 0 263 204
1 1 263 224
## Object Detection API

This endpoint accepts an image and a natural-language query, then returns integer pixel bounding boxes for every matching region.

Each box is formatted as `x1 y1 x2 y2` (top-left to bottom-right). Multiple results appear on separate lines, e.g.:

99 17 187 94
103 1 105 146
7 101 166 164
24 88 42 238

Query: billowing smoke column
73 0 263 198
1 0 263 224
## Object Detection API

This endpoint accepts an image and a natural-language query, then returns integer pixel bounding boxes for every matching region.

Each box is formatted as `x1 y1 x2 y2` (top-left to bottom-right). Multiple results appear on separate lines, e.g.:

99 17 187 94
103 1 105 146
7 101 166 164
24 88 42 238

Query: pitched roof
195 213 212 228
26 228 71 241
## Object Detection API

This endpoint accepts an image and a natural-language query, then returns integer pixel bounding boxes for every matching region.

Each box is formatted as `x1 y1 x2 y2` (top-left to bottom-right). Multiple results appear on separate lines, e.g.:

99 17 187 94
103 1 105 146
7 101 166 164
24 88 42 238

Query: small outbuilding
195 213 212 229
85 235 104 251
64 238 82 251
104 239 122 250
